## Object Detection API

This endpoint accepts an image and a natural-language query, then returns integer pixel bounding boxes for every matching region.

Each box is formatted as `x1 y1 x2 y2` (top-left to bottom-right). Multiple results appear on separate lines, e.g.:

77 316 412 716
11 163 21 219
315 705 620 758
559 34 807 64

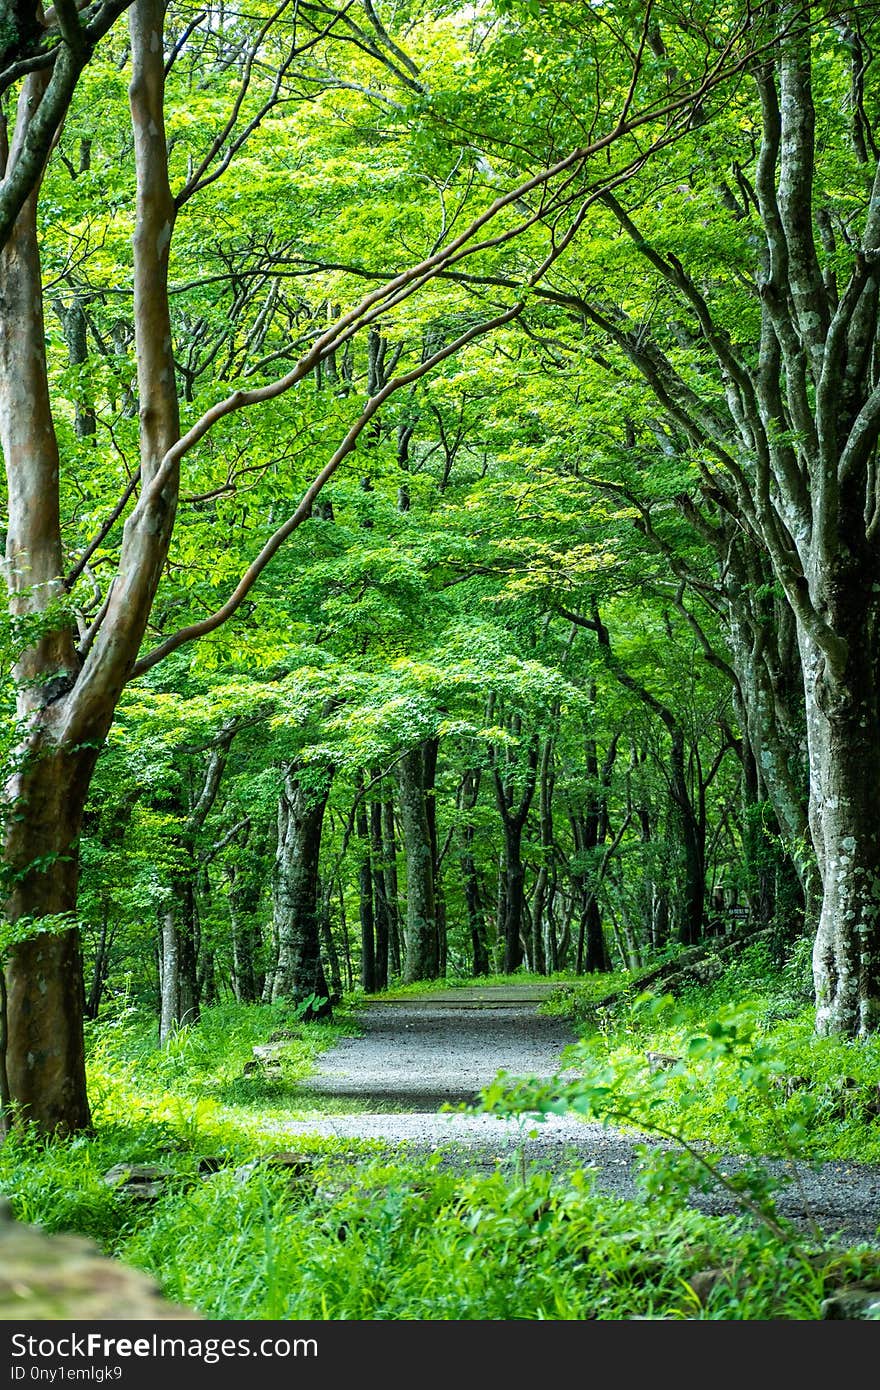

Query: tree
0 0 781 1134
271 758 333 1018
554 4 880 1034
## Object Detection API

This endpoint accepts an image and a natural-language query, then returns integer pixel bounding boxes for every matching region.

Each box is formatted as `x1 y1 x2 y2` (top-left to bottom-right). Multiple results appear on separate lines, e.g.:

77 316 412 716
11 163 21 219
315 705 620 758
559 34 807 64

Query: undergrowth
2 948 879 1320
539 937 880 1165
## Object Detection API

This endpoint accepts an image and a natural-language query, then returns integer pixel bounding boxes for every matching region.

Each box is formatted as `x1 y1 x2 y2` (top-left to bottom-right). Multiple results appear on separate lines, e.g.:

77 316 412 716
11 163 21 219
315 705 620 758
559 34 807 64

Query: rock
686 1267 738 1305
0 1213 199 1320
243 1053 282 1078
233 1151 319 1187
252 1043 288 1062
821 1284 880 1319
774 1074 811 1098
243 1044 286 1078
102 1163 169 1202
645 1051 681 1073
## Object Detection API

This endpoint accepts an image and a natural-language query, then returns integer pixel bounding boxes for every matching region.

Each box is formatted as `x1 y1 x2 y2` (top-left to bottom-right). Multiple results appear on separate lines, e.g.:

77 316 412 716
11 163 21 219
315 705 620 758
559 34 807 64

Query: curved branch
130 304 523 677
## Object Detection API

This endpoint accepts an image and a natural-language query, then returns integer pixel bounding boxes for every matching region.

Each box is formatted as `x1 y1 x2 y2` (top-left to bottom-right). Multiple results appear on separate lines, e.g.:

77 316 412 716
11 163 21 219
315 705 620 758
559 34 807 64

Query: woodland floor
273 984 880 1248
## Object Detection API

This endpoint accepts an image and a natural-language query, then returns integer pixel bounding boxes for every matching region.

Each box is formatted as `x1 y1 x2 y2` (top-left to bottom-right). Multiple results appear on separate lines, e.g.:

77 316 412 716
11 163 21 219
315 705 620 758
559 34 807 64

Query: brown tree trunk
0 74 94 1133
2 749 98 1134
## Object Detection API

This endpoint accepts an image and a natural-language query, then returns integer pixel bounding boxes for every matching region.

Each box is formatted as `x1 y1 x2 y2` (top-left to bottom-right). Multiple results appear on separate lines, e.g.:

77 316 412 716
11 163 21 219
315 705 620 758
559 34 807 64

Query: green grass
536 938 880 1165
115 1156 855 1320
2 951 880 1320
368 968 577 1000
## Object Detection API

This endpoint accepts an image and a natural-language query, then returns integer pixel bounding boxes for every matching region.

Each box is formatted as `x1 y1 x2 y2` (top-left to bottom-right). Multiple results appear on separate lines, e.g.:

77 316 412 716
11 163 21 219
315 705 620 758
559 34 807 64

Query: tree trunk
319 877 343 1001
158 731 234 1041
355 771 376 994
396 745 438 982
381 799 402 976
460 770 489 976
492 725 538 975
55 294 96 439
200 948 217 1008
370 777 389 991
0 70 97 1133
158 878 200 1042
0 972 10 1137
582 896 610 974
495 852 507 966
571 729 614 974
85 900 114 1021
800 618 880 1036
501 821 526 973
272 763 332 1018
669 727 706 947
422 737 446 977
158 907 178 1048
3 0 184 1128
529 738 554 975
228 860 263 1003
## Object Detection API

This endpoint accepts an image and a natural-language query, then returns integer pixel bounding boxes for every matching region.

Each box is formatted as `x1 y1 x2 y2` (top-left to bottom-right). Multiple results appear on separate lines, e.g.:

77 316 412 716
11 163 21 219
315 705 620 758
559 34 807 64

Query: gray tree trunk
381 798 402 976
355 770 376 993
397 745 438 982
272 763 332 1018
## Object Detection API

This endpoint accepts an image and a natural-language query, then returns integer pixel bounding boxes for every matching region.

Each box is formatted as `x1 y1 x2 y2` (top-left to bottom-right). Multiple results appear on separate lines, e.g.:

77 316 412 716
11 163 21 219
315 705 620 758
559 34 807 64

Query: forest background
2 0 880 1322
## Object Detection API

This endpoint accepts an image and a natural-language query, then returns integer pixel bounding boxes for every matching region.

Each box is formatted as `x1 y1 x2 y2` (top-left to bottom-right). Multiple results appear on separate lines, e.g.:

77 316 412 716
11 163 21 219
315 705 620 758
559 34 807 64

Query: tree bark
396 745 438 982
529 737 554 975
0 74 94 1127
355 770 376 994
369 780 389 992
381 798 402 976
85 898 114 1021
319 877 343 1002
157 729 234 1042
272 762 332 1018
422 736 446 976
459 769 490 976
228 855 264 1004
492 723 538 974
800 616 880 1035
571 728 614 974
555 17 880 1033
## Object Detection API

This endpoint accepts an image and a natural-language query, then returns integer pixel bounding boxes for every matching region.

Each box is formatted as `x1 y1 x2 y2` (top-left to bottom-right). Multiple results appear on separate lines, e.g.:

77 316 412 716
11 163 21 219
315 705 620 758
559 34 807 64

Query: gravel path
276 985 880 1248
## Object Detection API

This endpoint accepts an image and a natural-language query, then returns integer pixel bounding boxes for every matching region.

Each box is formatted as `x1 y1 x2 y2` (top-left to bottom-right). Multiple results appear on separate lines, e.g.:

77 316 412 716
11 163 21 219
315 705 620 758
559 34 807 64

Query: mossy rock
0 1204 199 1320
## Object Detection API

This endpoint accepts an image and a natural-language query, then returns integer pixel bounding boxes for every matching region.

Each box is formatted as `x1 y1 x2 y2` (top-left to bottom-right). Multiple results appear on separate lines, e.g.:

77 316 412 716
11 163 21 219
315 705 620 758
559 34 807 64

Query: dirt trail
274 984 880 1248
